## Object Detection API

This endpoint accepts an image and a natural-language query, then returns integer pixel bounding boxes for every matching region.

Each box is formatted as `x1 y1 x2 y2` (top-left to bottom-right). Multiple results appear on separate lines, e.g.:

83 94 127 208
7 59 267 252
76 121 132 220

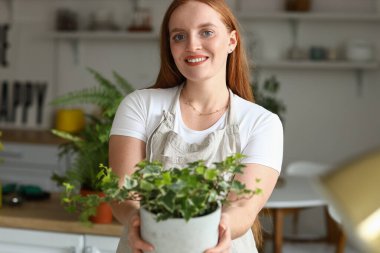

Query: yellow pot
55 109 85 133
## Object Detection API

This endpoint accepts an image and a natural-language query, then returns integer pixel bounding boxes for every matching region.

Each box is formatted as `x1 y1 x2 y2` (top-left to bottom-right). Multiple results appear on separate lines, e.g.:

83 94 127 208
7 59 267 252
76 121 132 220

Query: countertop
0 193 124 237
1 129 66 145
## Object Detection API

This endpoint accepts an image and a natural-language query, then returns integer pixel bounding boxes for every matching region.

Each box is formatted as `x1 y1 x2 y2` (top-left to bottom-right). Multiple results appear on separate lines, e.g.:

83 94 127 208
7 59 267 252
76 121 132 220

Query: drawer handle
0 151 23 159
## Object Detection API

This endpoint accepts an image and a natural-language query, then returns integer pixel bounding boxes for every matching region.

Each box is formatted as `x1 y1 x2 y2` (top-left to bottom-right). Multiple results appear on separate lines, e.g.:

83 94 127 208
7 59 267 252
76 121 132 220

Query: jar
346 40 374 62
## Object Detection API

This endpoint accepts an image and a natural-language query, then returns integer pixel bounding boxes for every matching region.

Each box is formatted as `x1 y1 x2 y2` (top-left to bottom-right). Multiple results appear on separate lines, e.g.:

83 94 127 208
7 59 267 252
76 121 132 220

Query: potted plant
51 68 134 223
62 153 261 252
252 75 286 123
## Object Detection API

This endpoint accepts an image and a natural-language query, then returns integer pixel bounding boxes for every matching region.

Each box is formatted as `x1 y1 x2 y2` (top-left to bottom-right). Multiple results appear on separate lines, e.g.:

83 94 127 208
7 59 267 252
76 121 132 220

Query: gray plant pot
140 207 221 253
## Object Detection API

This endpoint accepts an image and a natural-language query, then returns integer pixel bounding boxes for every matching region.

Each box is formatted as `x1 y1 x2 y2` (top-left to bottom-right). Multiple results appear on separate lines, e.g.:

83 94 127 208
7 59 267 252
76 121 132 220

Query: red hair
152 0 254 102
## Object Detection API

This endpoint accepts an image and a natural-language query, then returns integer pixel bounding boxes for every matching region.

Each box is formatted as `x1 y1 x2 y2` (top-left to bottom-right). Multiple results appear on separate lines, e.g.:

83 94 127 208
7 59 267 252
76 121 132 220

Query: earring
228 48 233 54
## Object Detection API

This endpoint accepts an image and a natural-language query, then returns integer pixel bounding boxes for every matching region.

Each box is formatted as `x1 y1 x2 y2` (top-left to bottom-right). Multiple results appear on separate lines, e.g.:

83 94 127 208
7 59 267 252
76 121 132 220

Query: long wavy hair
152 0 261 247
152 0 254 103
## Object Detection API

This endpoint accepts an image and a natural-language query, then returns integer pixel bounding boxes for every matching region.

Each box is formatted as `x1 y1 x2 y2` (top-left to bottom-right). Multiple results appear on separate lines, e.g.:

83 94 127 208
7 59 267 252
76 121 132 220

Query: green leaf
204 169 218 180
140 180 155 191
51 129 83 143
158 190 176 213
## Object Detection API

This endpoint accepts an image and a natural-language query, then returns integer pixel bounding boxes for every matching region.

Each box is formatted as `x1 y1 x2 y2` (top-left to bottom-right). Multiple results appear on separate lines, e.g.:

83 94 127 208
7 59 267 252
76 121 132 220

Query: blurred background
0 0 379 252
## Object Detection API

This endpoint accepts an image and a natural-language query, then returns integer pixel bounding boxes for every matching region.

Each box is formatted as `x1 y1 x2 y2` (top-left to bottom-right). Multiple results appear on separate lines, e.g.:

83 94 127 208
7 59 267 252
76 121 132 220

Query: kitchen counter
0 193 124 237
1 129 66 145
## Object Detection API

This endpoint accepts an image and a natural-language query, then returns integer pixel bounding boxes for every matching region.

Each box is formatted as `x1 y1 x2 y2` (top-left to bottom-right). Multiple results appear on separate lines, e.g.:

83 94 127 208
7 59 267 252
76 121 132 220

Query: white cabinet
0 142 67 191
0 228 120 253
0 228 84 253
83 235 119 253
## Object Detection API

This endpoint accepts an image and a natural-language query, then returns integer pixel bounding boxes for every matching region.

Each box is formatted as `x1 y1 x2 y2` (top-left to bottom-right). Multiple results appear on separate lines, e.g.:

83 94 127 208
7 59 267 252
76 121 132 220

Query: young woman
109 0 283 252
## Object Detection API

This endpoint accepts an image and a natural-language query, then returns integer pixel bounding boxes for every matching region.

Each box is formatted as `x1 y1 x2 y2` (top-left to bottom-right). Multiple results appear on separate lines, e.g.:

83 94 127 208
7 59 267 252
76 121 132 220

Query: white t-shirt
111 86 283 173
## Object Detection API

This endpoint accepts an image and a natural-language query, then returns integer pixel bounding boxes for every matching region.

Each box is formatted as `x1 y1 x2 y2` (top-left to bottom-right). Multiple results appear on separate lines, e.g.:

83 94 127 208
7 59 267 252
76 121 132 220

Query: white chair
283 161 346 252
327 206 346 253
284 161 330 236
285 160 330 178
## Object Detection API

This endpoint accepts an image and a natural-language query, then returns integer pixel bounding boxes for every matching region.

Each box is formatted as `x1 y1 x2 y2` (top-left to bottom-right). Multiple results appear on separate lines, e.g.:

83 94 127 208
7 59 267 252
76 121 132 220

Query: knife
0 80 9 121
35 82 47 125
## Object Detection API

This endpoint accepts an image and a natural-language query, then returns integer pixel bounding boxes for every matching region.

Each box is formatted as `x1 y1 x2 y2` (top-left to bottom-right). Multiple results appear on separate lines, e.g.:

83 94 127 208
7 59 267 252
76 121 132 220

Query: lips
184 55 208 66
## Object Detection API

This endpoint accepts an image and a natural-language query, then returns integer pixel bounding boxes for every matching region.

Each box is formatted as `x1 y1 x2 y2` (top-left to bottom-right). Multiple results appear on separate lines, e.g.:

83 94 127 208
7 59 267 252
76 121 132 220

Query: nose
186 34 201 52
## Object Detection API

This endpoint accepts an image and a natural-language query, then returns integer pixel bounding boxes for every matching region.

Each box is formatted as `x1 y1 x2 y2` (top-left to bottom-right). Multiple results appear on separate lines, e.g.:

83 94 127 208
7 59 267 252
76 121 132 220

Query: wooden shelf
50 31 159 40
238 12 380 22
253 60 379 70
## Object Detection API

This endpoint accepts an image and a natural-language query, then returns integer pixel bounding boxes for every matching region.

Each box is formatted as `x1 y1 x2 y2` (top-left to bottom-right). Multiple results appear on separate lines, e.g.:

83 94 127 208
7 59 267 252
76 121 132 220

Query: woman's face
168 1 236 83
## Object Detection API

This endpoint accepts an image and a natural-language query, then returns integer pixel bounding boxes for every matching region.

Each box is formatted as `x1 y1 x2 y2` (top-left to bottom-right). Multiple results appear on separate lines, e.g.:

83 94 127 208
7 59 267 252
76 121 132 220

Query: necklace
182 90 229 116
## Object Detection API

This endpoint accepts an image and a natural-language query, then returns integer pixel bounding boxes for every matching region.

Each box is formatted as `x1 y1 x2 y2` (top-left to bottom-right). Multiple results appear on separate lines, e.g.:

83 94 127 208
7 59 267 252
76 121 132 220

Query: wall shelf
50 31 159 64
254 60 379 70
238 12 380 22
49 31 159 40
253 60 378 95
240 10 380 96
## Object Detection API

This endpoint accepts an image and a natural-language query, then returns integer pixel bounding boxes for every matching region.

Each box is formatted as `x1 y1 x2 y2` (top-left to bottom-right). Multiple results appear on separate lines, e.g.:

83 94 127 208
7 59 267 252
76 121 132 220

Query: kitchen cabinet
0 228 120 253
0 130 67 191
83 235 120 253
0 192 123 252
0 227 84 253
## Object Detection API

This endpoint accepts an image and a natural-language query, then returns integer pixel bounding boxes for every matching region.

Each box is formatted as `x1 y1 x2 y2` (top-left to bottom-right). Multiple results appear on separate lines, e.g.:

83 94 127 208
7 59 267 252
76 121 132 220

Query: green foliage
63 154 262 223
51 68 134 120
252 75 286 123
51 69 135 191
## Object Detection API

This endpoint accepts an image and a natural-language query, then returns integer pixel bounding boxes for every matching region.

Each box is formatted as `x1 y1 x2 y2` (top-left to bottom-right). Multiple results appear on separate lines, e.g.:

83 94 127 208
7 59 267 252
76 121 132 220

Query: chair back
285 161 330 177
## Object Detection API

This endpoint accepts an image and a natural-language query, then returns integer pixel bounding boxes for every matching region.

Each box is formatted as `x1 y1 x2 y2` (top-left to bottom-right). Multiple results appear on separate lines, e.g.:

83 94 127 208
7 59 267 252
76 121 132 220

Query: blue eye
173 34 186 41
201 30 214 38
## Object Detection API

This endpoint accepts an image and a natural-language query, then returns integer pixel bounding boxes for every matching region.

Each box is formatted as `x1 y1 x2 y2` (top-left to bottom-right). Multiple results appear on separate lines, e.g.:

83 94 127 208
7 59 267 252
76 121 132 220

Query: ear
228 30 238 52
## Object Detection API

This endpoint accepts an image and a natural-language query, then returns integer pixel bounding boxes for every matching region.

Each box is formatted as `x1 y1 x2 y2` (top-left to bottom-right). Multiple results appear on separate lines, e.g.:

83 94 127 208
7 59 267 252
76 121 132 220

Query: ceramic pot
80 189 113 224
55 108 85 133
140 207 221 253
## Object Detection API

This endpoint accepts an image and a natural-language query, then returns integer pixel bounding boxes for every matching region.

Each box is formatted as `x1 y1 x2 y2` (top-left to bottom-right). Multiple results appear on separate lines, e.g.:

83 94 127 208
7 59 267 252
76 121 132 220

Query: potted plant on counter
51 68 134 224
62 153 261 253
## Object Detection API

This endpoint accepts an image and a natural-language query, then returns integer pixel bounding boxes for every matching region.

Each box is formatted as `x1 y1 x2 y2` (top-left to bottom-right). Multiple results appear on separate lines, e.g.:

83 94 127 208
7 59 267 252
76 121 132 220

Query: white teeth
186 57 206 63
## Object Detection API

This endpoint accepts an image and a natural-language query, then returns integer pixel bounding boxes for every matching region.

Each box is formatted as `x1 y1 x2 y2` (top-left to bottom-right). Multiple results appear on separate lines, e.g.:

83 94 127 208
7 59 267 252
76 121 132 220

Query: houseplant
51 68 135 223
63 153 261 252
252 75 286 123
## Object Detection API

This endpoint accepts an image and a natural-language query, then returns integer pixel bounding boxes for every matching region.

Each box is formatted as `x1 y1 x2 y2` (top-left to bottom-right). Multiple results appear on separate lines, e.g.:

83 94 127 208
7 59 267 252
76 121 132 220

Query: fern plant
51 68 135 191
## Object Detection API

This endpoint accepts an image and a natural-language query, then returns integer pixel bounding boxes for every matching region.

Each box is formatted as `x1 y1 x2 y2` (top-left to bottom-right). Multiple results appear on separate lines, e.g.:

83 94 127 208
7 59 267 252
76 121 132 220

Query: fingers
127 214 154 252
204 214 232 253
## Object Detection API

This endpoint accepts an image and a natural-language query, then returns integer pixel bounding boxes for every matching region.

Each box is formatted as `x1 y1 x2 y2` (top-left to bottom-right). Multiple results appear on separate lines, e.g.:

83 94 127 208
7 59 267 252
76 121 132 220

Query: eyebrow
169 23 217 34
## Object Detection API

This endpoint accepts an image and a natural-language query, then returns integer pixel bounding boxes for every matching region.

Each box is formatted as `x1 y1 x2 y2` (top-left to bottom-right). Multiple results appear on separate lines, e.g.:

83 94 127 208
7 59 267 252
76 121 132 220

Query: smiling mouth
186 57 207 63
185 56 208 65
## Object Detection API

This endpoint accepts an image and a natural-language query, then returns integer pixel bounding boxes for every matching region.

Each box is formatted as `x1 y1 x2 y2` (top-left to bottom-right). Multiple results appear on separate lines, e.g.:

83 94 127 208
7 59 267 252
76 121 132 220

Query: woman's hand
127 212 154 253
204 213 232 253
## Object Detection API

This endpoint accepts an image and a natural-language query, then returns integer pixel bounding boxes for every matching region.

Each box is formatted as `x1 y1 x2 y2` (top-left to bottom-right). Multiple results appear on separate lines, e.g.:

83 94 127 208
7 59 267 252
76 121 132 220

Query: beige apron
117 85 258 253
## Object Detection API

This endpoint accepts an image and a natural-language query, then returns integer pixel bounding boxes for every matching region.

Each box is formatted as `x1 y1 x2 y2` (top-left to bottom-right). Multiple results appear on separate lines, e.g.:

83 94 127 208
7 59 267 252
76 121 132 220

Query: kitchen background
0 0 379 252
